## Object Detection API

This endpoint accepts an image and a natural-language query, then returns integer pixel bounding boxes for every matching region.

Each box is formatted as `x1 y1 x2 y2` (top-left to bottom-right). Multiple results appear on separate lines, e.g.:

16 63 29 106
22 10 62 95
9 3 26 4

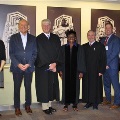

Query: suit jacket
100 34 120 70
9 32 37 73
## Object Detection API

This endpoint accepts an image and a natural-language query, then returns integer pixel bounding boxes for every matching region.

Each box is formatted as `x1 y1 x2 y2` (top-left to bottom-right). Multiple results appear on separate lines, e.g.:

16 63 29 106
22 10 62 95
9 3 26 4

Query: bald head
87 30 96 43
18 19 30 35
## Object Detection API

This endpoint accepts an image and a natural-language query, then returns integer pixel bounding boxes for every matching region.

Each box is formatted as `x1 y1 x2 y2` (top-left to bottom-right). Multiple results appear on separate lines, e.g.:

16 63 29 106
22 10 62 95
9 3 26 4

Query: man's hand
18 64 30 71
106 66 109 69
49 63 56 70
18 64 25 71
52 67 56 72
79 73 83 79
99 73 103 76
23 64 30 70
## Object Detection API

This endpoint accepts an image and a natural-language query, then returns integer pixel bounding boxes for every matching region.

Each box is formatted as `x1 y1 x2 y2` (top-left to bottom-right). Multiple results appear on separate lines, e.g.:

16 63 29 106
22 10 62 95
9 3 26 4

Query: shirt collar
89 40 95 45
106 33 113 39
20 32 27 37
66 42 77 47
44 33 50 37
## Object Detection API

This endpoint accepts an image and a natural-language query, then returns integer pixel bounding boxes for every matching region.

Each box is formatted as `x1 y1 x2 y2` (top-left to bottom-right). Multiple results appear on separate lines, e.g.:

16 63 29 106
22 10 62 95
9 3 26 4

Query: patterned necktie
104 37 109 46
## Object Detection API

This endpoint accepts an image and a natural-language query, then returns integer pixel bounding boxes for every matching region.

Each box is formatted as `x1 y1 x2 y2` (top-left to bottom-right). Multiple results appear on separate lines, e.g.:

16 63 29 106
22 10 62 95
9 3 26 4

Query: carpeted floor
0 102 120 120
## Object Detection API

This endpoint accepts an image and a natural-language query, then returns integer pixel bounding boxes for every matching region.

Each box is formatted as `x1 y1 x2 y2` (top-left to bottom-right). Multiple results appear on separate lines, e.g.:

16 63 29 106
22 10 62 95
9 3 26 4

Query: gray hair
18 19 29 26
87 30 96 36
41 19 51 25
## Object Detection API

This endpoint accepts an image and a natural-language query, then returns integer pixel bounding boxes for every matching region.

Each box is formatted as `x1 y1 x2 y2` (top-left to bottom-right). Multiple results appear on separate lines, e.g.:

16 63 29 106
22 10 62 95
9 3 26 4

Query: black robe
61 44 86 104
35 33 62 103
82 41 106 104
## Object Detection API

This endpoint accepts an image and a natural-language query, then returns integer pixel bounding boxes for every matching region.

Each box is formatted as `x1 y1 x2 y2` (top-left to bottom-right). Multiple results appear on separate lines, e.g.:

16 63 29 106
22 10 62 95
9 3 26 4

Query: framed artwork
91 9 120 40
47 6 81 45
0 4 36 88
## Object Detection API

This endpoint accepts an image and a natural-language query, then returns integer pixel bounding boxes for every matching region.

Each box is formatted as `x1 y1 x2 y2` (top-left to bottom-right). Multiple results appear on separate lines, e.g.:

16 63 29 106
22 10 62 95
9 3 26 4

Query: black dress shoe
43 109 52 115
93 104 98 110
0 114 1 116
84 103 93 108
49 107 56 112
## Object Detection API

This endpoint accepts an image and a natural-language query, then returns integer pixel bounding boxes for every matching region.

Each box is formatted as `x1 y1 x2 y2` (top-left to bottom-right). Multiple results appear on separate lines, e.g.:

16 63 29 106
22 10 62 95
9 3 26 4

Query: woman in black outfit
0 40 6 116
59 30 85 111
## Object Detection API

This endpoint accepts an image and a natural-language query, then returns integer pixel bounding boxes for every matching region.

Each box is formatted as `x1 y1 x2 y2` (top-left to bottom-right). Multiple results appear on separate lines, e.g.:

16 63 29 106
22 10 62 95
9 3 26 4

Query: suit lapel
107 34 114 45
17 33 24 50
25 33 31 51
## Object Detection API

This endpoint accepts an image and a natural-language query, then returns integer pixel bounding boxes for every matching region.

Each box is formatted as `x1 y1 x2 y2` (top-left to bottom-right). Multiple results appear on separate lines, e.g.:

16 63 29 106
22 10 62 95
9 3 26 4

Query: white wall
0 0 119 105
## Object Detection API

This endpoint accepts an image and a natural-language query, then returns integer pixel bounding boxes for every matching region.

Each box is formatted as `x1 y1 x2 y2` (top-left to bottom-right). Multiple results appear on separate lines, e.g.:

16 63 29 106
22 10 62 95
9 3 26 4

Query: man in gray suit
9 19 37 116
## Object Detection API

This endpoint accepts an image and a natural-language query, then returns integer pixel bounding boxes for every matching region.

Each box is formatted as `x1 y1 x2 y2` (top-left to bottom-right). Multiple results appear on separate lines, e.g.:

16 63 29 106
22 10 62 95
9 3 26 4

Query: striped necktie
104 37 109 46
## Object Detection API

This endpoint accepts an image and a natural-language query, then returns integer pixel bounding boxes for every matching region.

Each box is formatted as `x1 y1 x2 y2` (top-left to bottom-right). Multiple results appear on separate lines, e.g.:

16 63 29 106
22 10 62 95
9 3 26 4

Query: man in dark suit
100 22 120 109
9 19 37 116
35 19 62 115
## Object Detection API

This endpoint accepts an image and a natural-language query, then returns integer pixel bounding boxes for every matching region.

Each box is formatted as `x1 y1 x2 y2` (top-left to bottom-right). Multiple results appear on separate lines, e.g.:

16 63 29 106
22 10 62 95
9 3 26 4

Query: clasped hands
18 64 30 71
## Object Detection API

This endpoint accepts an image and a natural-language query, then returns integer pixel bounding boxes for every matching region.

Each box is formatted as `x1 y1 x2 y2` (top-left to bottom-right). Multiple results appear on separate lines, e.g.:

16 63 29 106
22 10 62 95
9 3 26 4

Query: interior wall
0 0 119 105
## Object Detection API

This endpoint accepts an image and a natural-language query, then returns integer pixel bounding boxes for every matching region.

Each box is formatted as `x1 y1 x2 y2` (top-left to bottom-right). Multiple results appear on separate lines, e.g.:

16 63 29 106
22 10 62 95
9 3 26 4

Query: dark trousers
13 72 33 109
103 69 120 105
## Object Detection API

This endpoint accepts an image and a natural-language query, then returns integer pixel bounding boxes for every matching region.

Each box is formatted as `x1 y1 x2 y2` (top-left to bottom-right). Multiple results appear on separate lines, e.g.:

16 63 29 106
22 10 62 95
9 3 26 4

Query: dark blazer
0 40 6 68
9 32 37 73
100 34 120 70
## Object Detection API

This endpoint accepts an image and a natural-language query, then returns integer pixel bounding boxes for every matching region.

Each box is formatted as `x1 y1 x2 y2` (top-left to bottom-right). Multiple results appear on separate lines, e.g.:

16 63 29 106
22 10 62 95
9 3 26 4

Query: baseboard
0 102 41 111
0 97 113 111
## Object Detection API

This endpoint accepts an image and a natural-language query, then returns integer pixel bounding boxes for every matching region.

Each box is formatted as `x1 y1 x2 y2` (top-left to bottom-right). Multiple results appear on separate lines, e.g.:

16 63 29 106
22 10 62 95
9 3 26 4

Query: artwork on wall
91 9 120 41
0 4 36 88
47 6 81 45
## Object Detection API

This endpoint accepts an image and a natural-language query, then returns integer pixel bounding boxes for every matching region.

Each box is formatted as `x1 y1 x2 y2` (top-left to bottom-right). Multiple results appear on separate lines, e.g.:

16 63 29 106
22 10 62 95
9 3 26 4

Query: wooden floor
0 102 120 120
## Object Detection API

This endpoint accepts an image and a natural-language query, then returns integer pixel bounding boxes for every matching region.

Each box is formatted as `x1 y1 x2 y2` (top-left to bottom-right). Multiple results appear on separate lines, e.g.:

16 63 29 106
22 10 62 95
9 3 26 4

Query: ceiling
64 0 120 4
0 0 120 3
75 0 120 3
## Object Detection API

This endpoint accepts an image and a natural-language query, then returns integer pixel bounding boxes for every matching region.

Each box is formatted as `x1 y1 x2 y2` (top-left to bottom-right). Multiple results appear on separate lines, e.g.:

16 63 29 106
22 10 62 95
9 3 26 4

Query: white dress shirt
44 33 50 39
20 32 27 49
89 40 95 46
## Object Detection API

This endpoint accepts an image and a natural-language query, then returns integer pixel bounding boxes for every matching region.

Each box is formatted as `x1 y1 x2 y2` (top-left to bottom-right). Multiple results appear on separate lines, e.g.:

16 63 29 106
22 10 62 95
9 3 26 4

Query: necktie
47 34 50 39
104 37 109 46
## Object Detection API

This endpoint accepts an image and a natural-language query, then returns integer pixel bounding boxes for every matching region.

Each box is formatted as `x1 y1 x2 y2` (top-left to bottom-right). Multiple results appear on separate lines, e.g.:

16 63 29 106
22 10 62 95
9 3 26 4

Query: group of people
60 29 106 111
9 18 62 116
0 18 120 116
